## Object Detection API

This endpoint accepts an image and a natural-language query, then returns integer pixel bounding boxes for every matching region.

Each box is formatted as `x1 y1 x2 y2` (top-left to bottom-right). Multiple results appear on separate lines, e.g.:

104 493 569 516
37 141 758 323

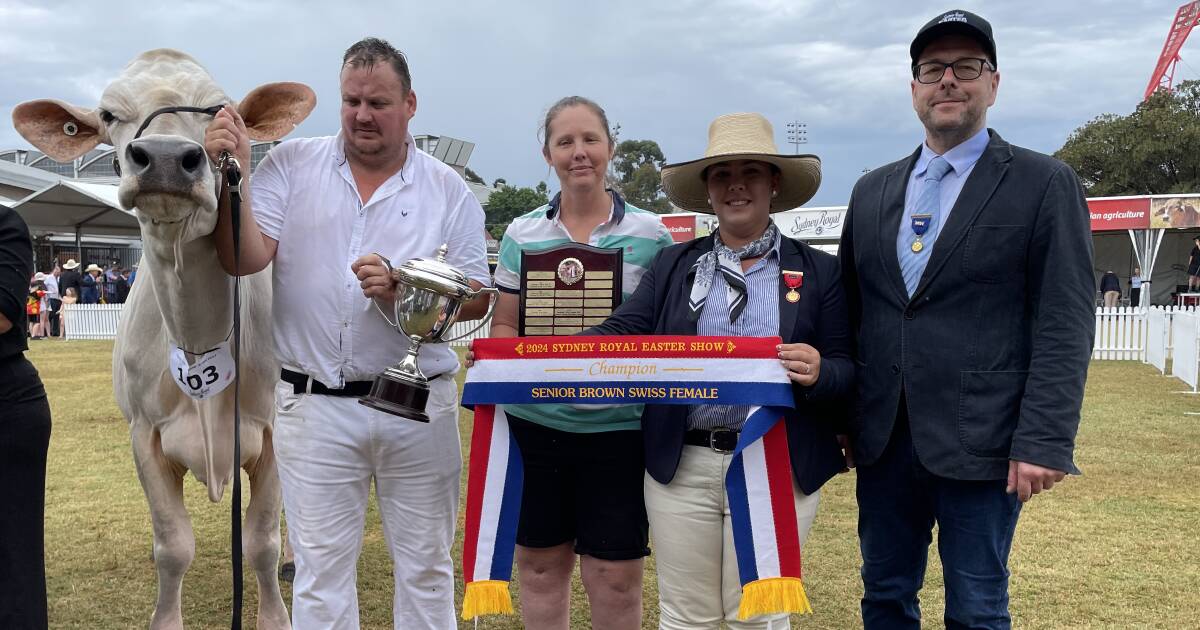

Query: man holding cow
206 38 490 629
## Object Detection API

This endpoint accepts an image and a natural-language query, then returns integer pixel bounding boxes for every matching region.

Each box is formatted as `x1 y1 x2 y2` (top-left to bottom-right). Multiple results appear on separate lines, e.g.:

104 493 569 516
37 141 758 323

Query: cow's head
13 49 315 238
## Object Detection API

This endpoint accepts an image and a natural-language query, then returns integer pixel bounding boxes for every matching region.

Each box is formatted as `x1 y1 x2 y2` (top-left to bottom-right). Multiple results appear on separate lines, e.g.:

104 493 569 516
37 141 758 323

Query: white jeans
645 445 820 630
274 373 462 630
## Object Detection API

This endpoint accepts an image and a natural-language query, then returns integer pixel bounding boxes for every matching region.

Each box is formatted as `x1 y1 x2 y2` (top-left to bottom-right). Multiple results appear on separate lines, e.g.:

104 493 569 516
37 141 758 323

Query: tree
1055 80 1200 196
611 139 671 213
484 182 550 239
464 166 485 185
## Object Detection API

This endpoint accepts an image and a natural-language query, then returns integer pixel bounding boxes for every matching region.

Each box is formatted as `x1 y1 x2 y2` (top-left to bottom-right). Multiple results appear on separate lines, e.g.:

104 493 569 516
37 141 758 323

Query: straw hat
85 263 103 273
660 113 821 214
62 258 80 270
33 272 46 281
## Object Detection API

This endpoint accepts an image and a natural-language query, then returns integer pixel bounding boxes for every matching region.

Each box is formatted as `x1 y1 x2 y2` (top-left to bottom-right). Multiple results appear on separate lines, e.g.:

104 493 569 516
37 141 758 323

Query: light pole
785 121 807 154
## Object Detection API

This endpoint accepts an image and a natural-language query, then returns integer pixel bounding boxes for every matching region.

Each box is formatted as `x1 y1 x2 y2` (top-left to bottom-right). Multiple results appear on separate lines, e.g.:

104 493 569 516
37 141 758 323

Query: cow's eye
100 110 116 125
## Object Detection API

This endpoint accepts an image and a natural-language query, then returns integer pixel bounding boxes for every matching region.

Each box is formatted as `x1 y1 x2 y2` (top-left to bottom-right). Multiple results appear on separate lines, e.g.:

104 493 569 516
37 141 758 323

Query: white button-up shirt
252 132 490 387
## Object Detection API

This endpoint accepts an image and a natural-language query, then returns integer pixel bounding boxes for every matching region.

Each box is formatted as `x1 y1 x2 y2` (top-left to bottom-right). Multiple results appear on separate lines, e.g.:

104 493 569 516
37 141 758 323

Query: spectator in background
114 268 131 304
1100 270 1121 307
43 265 60 338
58 259 82 307
1130 266 1143 307
81 264 102 304
34 274 49 339
103 260 120 304
1188 236 1200 292
26 277 45 339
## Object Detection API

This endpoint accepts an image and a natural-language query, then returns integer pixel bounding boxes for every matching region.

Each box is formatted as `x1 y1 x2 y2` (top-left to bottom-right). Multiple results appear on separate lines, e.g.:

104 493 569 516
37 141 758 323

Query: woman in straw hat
487 96 674 629
587 113 854 629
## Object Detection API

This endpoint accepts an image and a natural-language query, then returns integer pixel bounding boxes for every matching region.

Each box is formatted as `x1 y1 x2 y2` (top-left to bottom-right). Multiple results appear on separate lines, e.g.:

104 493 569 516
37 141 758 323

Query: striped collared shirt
687 234 781 430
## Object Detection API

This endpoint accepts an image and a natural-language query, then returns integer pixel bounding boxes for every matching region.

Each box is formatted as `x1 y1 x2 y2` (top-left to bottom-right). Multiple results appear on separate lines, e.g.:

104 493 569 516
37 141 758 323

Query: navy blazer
840 130 1095 480
588 234 853 495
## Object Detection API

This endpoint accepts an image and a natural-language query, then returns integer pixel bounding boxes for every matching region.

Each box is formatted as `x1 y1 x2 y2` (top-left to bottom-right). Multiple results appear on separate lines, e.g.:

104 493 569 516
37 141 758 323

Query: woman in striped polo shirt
488 96 675 629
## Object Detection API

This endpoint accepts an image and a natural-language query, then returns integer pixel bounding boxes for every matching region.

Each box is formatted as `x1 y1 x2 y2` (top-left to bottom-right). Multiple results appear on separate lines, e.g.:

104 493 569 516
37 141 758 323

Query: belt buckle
709 428 736 454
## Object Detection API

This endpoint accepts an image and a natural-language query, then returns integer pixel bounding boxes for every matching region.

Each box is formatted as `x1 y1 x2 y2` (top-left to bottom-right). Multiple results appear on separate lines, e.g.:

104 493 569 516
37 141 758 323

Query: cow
13 49 315 630
1159 198 1200 229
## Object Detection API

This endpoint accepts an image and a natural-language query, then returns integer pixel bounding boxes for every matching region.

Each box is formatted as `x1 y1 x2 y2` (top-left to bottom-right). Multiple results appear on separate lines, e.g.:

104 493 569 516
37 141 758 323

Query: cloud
0 0 1188 205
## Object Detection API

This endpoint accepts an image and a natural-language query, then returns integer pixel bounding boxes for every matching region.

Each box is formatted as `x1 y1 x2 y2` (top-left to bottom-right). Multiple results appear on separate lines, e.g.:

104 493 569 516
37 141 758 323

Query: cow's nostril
128 144 151 169
180 147 204 174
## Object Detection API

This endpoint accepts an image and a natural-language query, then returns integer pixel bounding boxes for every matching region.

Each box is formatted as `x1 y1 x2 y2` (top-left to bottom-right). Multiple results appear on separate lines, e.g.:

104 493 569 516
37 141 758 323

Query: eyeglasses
912 57 994 84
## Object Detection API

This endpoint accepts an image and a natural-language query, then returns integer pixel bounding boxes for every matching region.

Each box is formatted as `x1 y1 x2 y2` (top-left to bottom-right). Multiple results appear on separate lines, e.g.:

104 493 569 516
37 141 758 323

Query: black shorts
505 412 650 561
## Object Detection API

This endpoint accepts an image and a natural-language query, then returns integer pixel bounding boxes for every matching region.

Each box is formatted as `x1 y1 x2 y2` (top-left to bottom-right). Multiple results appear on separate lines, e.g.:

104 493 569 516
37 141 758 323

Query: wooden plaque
519 243 623 336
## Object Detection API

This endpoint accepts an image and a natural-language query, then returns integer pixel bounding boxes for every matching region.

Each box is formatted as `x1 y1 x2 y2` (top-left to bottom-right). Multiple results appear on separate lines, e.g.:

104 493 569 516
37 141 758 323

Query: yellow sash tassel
737 576 812 620
461 580 515 620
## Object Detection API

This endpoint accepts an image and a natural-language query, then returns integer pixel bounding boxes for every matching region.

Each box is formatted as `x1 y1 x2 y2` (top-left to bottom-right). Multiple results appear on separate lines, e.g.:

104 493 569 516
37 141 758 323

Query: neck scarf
689 222 780 323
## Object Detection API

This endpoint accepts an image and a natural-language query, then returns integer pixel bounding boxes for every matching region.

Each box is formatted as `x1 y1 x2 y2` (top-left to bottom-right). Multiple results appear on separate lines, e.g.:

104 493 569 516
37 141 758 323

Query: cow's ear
12 99 108 162
238 82 316 142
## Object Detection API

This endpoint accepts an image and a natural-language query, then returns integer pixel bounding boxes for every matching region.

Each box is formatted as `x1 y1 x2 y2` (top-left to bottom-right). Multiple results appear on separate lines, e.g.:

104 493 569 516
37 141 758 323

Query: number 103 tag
169 341 236 400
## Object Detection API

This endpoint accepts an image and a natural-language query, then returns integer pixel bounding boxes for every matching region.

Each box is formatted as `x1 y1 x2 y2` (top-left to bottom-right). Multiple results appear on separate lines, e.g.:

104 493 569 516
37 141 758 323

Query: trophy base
359 376 431 423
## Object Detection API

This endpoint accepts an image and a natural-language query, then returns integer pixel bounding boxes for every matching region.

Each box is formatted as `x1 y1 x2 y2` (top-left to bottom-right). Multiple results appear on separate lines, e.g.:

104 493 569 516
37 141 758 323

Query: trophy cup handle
440 286 500 342
369 253 402 329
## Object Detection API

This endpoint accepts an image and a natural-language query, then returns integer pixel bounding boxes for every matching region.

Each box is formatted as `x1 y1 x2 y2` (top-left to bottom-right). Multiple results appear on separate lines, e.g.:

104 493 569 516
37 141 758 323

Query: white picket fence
1170 310 1200 393
60 302 488 347
62 304 124 340
1146 307 1170 374
1092 307 1147 361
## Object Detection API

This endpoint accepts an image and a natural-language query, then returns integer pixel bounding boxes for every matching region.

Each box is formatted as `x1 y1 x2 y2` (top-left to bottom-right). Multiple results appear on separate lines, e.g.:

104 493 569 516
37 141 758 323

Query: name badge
169 341 236 400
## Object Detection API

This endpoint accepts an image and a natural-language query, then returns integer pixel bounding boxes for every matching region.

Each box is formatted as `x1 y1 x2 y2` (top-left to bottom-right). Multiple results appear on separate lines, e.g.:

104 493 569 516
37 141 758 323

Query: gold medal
911 239 924 253
785 289 801 303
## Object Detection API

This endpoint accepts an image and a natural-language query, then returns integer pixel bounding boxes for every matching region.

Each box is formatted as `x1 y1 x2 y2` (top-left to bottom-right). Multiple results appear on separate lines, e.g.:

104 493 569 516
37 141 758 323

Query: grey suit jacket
840 130 1095 480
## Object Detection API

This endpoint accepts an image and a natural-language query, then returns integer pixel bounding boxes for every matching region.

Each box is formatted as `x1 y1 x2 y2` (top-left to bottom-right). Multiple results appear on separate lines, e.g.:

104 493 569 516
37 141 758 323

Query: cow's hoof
279 561 295 583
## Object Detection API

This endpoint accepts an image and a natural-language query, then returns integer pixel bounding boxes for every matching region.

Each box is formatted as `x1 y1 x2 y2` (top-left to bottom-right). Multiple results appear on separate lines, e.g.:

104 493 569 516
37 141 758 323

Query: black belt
281 369 373 397
683 427 740 454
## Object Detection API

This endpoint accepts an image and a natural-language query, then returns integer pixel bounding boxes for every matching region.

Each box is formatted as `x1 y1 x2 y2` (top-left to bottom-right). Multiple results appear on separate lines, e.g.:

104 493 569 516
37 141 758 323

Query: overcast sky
0 0 1187 206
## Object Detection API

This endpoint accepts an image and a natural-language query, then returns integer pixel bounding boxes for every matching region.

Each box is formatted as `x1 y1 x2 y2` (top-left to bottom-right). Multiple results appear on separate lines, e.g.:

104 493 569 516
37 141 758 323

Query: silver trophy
361 244 498 421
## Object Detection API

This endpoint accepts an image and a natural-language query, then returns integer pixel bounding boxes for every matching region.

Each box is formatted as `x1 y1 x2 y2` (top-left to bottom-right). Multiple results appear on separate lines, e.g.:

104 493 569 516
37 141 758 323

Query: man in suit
839 10 1095 629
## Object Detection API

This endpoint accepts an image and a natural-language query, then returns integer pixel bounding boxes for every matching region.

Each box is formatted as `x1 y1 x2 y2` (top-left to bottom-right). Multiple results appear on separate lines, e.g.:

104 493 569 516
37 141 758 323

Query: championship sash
460 335 812 621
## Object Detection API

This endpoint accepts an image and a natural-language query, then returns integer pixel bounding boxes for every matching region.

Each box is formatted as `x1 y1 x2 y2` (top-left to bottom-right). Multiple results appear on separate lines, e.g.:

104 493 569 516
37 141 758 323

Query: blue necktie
900 156 953 296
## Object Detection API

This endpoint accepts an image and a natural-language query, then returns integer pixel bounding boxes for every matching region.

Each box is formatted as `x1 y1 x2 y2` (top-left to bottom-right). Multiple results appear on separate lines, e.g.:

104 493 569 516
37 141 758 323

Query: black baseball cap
910 9 996 68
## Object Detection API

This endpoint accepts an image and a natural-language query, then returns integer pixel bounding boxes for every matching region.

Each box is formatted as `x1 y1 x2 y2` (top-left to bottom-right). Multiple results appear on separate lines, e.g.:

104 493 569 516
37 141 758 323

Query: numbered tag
169 341 236 400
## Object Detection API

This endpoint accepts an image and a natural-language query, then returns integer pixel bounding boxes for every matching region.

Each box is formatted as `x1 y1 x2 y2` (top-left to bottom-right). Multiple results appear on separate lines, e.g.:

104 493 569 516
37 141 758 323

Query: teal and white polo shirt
494 190 675 433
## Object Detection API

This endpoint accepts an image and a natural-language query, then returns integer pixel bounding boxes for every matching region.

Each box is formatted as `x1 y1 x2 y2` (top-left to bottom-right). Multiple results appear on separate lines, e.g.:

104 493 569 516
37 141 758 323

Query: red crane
1145 1 1200 101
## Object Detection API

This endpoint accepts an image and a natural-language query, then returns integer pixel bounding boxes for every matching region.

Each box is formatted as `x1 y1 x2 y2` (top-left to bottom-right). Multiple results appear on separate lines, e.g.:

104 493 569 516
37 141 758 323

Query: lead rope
218 151 245 630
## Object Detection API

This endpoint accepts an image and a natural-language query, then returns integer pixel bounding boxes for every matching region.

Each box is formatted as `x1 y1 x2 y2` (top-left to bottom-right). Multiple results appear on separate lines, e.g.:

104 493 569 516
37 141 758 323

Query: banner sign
1089 197 1151 231
772 207 847 240
662 214 697 242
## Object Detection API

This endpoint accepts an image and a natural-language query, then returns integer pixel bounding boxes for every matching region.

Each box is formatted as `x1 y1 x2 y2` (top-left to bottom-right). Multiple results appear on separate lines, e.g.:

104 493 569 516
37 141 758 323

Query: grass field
27 340 1200 629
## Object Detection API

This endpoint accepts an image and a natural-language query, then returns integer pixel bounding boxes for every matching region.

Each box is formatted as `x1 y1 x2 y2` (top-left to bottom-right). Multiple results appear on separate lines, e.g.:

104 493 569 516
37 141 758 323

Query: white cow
13 49 315 630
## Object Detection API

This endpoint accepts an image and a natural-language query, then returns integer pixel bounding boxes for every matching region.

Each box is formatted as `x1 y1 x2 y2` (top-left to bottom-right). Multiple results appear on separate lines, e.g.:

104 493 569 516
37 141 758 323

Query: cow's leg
244 428 290 630
131 422 193 630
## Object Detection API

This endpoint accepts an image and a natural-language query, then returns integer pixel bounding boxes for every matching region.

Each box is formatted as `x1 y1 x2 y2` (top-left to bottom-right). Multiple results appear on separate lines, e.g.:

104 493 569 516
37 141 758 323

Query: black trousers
0 355 51 630
47 299 61 337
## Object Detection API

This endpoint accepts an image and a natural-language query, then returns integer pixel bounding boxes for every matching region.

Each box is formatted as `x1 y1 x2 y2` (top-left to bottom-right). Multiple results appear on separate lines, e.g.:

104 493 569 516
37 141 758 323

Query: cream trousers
646 444 820 630
274 373 462 630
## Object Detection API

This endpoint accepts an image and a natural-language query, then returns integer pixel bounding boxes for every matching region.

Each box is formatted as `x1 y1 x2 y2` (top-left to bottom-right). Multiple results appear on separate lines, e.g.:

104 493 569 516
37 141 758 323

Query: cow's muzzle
124 137 208 193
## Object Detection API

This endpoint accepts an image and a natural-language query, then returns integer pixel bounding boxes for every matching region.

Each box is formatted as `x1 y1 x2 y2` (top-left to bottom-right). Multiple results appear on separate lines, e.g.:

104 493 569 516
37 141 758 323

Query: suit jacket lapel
677 237 712 335
912 131 1014 300
777 238 803 343
877 146 921 304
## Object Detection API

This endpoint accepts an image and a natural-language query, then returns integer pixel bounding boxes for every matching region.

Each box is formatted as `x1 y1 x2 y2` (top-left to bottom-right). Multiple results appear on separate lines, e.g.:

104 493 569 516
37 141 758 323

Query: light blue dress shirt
895 127 991 291
687 233 781 430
